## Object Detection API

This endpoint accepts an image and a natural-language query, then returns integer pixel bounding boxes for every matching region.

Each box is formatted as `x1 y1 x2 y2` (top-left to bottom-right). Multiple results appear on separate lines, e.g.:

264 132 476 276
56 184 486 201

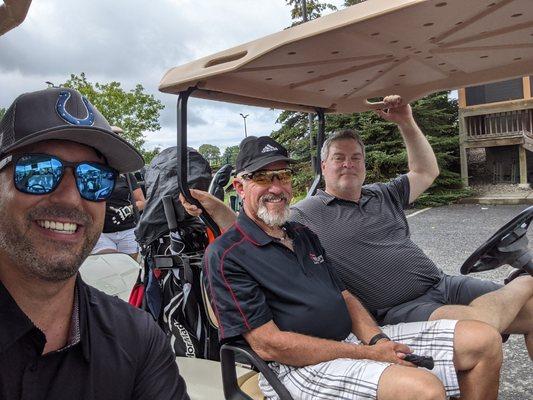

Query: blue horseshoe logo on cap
56 91 95 126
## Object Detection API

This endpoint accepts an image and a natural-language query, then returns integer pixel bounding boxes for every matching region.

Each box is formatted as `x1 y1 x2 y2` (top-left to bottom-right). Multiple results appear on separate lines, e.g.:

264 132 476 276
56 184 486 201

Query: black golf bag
134 147 230 361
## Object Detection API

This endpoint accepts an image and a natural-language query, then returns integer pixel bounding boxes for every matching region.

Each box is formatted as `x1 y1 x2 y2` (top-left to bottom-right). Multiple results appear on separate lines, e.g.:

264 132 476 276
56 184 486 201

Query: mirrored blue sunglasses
0 153 117 202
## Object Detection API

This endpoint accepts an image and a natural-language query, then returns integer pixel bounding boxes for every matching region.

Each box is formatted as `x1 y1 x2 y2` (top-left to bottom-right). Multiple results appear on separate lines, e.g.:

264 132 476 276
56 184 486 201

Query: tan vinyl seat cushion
238 371 265 400
178 357 252 400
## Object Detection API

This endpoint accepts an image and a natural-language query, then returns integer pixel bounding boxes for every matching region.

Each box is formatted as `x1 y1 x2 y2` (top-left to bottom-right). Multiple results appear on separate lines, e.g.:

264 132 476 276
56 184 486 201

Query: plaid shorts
259 319 459 400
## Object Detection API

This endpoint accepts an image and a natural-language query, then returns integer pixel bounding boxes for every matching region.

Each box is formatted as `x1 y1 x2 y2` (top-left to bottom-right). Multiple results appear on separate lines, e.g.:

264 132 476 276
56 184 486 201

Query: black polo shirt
0 276 189 400
204 211 352 342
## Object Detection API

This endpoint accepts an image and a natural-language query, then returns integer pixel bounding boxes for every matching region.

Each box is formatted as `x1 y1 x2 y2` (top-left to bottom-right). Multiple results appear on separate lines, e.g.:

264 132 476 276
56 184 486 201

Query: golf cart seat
79 253 140 302
177 357 254 400
200 273 294 400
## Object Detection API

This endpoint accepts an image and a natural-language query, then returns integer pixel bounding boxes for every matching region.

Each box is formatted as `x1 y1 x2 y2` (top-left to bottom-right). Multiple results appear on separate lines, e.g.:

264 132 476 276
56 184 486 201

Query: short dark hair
321 129 365 161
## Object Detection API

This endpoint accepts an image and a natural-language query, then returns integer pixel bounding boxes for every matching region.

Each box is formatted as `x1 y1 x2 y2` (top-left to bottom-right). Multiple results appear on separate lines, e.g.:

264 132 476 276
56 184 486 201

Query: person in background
92 126 146 260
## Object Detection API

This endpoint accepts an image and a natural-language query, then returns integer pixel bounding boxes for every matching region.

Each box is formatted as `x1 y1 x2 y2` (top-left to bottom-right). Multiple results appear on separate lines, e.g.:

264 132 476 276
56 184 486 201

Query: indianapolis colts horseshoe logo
56 91 95 126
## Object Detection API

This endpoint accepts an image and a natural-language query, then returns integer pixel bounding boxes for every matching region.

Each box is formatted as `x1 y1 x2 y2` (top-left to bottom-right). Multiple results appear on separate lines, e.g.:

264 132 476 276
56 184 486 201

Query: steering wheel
461 206 533 276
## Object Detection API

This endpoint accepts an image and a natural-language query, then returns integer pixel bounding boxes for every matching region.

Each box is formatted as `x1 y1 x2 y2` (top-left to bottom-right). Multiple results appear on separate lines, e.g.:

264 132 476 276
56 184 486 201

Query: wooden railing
465 109 533 140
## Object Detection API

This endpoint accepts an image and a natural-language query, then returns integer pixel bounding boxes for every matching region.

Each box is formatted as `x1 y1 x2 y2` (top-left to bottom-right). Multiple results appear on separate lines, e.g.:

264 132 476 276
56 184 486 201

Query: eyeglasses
0 153 117 202
241 168 293 185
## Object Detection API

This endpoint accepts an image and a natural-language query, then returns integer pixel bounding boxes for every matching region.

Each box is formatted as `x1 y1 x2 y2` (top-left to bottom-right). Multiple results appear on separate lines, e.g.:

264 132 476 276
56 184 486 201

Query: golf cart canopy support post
308 108 325 198
177 89 221 237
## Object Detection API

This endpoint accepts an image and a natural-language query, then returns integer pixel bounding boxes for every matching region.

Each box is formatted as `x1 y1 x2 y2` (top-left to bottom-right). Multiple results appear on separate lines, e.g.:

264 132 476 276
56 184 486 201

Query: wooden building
459 76 533 188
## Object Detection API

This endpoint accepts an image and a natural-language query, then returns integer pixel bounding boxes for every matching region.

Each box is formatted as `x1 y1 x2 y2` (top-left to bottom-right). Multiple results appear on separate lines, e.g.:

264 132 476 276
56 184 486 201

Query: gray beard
257 197 290 228
0 206 99 282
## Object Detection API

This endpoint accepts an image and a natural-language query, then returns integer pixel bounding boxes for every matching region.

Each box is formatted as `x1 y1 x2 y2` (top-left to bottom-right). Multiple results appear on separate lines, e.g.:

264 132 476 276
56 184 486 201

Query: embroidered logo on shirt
309 252 324 264
261 144 278 153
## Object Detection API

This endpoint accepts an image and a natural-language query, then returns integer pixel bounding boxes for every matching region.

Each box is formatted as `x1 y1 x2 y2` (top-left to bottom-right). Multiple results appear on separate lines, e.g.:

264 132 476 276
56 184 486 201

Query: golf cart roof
159 0 533 113
0 0 31 36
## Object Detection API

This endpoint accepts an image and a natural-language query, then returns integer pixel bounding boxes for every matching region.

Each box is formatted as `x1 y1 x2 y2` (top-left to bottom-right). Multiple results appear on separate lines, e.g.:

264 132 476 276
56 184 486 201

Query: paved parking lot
407 204 532 399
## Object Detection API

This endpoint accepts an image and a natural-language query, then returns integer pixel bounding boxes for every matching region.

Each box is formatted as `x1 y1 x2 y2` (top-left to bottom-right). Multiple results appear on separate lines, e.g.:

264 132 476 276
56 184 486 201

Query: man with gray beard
0 88 189 400
203 136 503 400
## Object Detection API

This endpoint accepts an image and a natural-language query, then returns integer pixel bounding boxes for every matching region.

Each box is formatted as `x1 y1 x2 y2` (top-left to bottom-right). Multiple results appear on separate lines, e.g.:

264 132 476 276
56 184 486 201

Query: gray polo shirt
290 174 442 314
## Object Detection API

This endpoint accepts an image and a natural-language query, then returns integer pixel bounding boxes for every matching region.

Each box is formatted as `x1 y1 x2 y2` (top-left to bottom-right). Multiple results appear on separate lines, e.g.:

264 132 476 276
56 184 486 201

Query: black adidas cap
235 136 294 174
0 88 144 172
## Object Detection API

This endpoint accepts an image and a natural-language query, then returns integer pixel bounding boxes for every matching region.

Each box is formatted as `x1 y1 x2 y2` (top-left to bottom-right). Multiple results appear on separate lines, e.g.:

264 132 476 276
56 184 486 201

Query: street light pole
239 113 249 137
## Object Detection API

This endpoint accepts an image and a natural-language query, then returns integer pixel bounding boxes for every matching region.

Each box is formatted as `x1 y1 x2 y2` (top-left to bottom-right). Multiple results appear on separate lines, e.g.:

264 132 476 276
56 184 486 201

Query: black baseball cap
0 88 144 172
235 136 294 174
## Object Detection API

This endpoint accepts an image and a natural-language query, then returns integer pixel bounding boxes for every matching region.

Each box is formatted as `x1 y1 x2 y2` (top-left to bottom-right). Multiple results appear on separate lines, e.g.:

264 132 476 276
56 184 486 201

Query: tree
0 107 5 120
61 73 164 159
222 145 239 166
344 0 366 6
285 0 337 25
142 147 161 165
198 144 221 166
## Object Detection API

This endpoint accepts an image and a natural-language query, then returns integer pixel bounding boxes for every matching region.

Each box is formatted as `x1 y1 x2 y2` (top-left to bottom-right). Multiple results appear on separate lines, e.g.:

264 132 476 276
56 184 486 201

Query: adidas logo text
261 144 278 153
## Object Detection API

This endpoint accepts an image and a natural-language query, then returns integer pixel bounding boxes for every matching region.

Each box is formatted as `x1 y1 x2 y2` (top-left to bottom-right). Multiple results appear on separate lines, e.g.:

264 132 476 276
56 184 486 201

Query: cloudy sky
0 0 345 152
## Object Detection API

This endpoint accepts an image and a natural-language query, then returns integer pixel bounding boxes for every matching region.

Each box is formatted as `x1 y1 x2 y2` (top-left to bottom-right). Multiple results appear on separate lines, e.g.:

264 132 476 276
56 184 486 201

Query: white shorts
92 228 139 255
259 319 459 400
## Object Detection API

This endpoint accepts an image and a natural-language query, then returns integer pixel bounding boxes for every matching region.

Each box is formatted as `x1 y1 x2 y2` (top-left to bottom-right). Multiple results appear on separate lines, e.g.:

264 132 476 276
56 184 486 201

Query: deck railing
465 109 533 140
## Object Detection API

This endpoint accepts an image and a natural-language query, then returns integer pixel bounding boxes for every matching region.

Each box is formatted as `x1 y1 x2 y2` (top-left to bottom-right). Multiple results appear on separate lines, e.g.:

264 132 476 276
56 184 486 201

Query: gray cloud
0 0 342 150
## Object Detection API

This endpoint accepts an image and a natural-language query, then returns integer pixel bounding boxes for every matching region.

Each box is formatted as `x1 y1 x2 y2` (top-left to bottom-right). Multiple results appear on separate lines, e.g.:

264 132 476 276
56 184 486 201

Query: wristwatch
368 332 390 346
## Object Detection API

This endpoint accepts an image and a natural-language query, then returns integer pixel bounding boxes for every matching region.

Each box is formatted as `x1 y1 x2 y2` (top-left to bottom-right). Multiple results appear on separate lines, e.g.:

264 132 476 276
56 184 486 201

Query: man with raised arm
0 88 189 400
204 135 502 400
184 95 533 359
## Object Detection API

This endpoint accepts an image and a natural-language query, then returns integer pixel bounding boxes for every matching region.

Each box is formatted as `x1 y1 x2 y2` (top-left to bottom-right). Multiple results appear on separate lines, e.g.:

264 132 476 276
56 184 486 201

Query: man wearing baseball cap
0 88 189 399
202 136 502 400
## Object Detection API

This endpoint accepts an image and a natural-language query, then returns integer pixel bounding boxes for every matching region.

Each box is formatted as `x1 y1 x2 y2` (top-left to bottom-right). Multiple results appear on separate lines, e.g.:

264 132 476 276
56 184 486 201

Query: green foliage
198 143 221 166
273 111 313 160
0 107 5 120
62 73 164 153
222 145 239 166
285 0 337 24
343 0 366 6
414 188 473 208
142 147 161 165
291 161 314 195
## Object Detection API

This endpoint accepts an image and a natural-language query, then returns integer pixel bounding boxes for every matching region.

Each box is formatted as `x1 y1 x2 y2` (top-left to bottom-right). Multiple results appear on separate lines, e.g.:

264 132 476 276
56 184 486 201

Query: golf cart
155 0 533 398
86 0 533 398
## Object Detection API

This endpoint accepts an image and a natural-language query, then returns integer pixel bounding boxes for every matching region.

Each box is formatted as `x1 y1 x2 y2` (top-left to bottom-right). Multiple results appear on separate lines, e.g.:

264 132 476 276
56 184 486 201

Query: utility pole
239 113 249 137
301 0 315 171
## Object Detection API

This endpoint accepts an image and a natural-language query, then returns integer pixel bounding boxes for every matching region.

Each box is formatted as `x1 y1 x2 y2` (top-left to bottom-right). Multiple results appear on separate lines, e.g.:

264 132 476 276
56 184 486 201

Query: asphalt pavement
406 204 532 400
